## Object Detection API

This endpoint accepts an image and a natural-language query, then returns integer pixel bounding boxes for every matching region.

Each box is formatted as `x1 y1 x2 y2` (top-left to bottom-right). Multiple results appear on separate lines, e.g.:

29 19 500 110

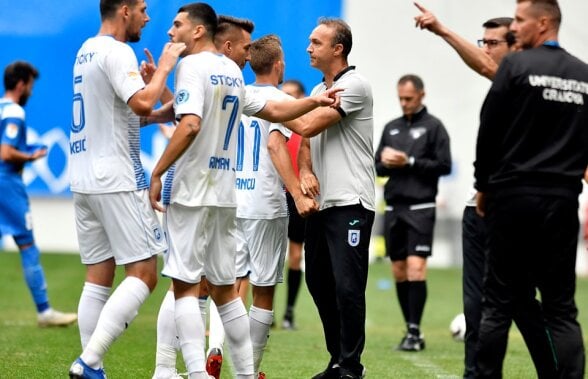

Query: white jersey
70 35 147 194
236 85 293 219
164 52 246 207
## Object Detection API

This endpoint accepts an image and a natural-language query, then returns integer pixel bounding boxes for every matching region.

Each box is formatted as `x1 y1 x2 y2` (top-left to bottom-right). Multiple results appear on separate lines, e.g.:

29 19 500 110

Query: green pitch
1 251 587 378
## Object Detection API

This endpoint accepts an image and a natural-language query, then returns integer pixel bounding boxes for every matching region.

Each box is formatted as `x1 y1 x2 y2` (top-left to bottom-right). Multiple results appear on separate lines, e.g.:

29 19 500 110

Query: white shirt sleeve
104 42 145 103
174 57 206 120
242 86 267 116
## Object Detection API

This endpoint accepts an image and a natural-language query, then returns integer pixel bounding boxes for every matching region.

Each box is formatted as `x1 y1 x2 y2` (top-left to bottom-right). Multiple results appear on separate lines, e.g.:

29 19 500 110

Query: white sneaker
37 308 77 327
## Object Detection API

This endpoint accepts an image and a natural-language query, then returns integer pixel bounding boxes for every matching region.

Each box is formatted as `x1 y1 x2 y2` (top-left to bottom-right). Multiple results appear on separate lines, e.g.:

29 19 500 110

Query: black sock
286 268 302 315
395 281 410 323
408 280 427 329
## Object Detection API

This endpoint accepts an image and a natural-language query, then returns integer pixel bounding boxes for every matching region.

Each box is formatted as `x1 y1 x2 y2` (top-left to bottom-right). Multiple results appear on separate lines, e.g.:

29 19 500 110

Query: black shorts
286 192 306 243
384 206 436 261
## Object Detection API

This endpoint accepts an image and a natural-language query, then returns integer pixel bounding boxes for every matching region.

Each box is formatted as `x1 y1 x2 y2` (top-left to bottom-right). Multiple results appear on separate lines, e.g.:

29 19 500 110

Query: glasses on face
477 39 508 48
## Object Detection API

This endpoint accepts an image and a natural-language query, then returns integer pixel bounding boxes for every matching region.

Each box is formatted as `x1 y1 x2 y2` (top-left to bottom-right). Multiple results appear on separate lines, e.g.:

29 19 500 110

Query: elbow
133 104 153 117
266 139 280 157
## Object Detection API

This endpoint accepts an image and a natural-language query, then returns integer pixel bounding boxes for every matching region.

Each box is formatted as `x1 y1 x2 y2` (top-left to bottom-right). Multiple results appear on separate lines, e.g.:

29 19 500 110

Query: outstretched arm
414 2 498 80
254 87 342 123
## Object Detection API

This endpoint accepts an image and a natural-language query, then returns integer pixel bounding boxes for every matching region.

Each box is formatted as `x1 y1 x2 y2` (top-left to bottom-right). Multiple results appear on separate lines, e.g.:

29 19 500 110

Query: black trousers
476 194 585 379
462 206 486 379
305 204 374 376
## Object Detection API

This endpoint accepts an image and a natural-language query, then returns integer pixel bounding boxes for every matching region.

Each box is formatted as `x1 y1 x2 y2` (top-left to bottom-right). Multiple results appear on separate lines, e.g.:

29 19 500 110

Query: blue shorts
0 174 34 245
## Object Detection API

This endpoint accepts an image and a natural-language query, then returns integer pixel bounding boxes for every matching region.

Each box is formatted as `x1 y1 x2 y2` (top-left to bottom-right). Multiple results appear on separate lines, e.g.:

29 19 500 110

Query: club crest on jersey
410 127 427 140
6 123 18 139
175 90 190 105
153 227 162 242
348 229 360 247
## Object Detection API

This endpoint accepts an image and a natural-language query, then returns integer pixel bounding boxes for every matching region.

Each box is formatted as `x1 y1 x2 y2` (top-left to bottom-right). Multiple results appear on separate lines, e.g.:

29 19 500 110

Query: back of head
249 34 282 75
215 15 254 45
517 0 561 30
483 17 516 47
100 0 138 21
398 74 424 92
4 61 39 91
178 2 218 38
317 17 352 59
282 79 306 97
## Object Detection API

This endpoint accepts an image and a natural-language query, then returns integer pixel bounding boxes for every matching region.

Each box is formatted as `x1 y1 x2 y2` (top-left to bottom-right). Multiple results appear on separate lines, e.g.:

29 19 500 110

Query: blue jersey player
0 61 77 327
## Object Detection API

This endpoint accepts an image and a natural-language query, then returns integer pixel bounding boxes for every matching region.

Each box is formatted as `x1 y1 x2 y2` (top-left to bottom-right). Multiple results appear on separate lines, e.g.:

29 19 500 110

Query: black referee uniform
475 43 588 379
375 106 451 348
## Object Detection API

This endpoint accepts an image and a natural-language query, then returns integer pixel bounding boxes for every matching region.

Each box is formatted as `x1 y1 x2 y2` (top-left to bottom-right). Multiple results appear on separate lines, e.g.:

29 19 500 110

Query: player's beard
128 32 141 43
18 94 29 106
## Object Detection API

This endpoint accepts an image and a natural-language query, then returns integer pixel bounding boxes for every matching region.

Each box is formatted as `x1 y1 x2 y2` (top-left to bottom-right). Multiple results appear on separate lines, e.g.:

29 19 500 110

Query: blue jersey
0 98 28 176
0 98 33 240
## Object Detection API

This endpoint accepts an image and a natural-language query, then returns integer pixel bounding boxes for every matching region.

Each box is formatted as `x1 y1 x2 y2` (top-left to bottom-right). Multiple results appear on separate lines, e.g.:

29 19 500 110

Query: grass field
1 251 587 378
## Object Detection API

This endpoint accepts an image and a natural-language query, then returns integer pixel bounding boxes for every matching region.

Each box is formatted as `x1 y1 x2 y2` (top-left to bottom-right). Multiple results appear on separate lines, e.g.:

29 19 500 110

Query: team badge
153 227 162 242
175 90 190 105
410 127 426 140
6 123 19 139
348 229 360 247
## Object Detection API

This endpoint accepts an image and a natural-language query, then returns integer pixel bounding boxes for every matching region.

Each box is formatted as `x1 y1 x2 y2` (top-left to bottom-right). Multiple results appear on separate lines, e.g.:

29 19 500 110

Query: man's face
226 29 252 70
397 81 424 118
168 12 194 56
281 82 304 99
126 0 149 43
481 26 512 65
307 24 335 70
511 1 541 49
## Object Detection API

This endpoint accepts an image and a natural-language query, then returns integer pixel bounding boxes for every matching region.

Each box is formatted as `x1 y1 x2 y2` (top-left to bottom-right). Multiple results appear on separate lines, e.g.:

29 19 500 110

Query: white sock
175 296 206 376
199 297 207 338
249 305 273 374
78 282 110 349
81 276 149 368
154 290 178 375
207 300 225 355
217 298 253 377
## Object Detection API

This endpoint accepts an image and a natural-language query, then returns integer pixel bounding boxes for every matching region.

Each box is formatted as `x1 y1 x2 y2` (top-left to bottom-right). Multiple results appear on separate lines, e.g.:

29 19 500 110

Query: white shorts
236 217 287 287
162 204 237 286
235 223 251 279
74 190 167 265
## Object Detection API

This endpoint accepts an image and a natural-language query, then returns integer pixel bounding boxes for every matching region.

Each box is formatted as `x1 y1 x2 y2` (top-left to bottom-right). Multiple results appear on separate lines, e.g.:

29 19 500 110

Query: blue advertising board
0 0 342 196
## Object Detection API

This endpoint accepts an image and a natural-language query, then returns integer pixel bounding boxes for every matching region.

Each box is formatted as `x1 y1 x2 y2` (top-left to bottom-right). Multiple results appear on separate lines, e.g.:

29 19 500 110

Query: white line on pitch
399 354 461 379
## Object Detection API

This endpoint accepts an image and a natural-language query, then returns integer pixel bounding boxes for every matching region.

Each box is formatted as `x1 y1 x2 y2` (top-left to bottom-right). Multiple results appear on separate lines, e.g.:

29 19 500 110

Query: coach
474 0 588 377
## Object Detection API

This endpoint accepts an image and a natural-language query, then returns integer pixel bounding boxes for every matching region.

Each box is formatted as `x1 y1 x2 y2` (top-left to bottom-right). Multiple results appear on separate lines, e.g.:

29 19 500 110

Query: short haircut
398 74 424 92
249 34 282 76
178 2 218 38
517 0 561 29
282 79 306 96
482 17 516 47
4 61 39 91
317 17 352 59
215 15 254 45
100 0 138 21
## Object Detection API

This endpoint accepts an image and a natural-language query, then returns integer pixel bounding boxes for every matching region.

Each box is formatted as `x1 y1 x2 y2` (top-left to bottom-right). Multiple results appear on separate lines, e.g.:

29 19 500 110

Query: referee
474 0 588 377
375 74 451 352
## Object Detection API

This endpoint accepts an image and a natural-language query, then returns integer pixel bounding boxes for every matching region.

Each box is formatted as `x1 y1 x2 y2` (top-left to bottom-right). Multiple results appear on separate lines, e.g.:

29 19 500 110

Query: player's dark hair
282 79 306 96
4 61 39 91
398 74 424 92
100 0 138 21
318 17 352 59
517 0 561 29
217 15 254 34
482 17 516 47
250 34 282 76
178 2 218 37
